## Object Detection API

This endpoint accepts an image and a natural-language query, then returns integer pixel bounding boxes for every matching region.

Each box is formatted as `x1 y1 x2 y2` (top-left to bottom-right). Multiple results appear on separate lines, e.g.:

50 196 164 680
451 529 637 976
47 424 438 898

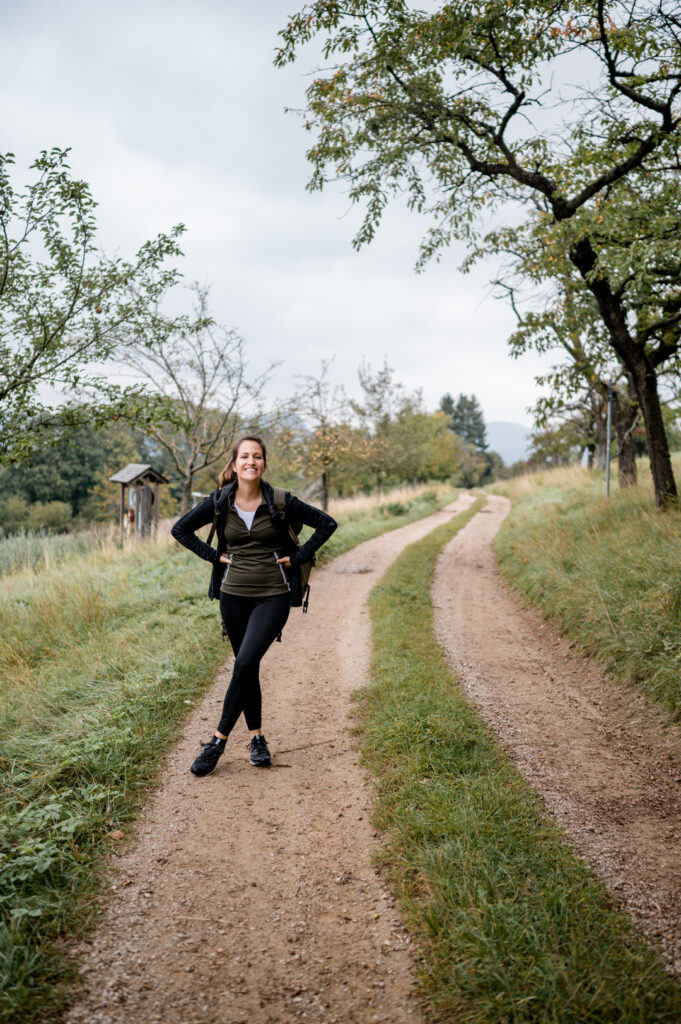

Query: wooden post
153 482 159 535
119 484 125 541
139 484 146 539
146 481 151 536
135 485 143 538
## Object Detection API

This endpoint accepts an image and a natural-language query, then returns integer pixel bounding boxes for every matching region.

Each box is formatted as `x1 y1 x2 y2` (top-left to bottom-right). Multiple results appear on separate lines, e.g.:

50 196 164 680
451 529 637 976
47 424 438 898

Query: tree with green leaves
0 421 137 515
514 272 640 483
528 420 586 469
350 359 405 492
277 1 681 506
440 392 488 451
390 397 463 483
0 148 184 463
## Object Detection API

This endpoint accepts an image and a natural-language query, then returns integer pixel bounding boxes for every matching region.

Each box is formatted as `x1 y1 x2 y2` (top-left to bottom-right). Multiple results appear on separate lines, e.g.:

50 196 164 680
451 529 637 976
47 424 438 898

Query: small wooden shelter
108 464 169 539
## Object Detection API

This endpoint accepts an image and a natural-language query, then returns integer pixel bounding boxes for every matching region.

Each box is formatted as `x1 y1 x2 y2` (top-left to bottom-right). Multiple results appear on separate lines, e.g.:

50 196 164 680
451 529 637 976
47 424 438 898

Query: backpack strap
207 512 218 547
207 489 224 546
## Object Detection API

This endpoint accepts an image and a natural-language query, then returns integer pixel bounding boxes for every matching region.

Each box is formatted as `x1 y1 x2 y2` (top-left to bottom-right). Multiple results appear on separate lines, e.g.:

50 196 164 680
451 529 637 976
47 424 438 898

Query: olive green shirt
220 501 290 598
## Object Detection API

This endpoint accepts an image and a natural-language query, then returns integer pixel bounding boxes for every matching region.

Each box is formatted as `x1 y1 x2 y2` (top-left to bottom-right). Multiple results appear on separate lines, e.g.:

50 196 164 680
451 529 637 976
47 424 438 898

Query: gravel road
433 494 681 974
64 495 474 1024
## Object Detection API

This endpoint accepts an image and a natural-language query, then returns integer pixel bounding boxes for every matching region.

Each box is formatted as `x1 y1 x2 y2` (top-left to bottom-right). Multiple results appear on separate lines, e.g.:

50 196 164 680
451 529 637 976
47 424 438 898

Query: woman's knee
232 650 260 682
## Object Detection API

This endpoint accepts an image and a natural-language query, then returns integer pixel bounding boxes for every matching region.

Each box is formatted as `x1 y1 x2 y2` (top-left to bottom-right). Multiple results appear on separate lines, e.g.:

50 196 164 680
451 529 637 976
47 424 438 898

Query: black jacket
170 480 337 606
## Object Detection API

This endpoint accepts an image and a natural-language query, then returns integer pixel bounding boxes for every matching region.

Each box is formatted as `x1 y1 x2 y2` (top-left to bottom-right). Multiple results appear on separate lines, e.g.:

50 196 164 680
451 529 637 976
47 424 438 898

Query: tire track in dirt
64 495 475 1024
433 494 681 973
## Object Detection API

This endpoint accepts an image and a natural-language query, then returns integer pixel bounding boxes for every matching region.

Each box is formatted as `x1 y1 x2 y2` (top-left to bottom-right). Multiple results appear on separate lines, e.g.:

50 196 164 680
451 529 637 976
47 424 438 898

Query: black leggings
217 592 290 737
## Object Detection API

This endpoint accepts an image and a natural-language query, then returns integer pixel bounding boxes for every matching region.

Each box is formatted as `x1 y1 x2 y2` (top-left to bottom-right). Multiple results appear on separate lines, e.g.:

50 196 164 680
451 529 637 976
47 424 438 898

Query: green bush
0 499 72 537
0 496 29 535
383 501 409 517
26 501 72 534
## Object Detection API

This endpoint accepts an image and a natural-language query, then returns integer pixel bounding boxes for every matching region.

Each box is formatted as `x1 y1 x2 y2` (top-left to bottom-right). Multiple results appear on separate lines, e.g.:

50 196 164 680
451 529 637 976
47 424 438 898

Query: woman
171 435 337 777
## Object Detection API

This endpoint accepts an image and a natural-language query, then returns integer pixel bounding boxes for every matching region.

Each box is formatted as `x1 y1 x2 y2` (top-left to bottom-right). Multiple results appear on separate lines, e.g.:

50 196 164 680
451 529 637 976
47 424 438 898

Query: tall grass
494 459 681 714
360 496 681 1022
0 524 115 578
328 481 452 518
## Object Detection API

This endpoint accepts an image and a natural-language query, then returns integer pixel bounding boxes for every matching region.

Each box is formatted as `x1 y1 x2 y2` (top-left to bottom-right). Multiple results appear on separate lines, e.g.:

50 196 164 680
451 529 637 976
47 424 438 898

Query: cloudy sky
3 0 557 427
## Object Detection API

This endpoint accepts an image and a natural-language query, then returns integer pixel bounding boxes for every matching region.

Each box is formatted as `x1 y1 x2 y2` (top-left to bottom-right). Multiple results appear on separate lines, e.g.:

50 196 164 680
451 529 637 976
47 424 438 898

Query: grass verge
493 463 681 715
359 495 681 1022
0 483 457 1024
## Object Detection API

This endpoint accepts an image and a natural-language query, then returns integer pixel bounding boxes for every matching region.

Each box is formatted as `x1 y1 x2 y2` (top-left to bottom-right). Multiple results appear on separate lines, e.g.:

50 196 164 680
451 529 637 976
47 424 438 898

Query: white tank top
234 501 256 531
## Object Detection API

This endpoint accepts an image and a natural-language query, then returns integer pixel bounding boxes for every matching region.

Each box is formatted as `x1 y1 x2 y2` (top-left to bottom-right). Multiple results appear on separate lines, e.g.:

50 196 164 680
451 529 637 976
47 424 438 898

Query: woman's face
234 441 265 486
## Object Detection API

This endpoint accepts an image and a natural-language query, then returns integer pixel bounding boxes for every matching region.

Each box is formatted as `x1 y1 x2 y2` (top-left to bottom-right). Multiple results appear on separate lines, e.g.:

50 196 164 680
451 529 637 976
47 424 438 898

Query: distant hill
486 421 531 465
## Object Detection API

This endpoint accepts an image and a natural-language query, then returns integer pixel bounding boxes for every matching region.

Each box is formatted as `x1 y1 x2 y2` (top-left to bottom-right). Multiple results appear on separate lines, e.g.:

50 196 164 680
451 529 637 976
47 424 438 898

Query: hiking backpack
272 487 313 613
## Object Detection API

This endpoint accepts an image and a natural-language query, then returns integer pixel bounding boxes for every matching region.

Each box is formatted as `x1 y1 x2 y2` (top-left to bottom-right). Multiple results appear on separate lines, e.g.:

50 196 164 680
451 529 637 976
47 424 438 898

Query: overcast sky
3 0 558 427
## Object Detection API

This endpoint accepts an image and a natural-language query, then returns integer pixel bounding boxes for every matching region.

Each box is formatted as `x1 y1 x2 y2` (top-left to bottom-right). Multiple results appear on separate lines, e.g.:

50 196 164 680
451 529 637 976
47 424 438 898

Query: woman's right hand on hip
219 554 232 565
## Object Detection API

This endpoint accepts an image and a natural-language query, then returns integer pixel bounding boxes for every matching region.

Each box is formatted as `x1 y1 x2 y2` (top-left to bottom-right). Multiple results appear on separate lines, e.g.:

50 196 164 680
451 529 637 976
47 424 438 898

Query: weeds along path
64 494 475 1024
433 494 681 974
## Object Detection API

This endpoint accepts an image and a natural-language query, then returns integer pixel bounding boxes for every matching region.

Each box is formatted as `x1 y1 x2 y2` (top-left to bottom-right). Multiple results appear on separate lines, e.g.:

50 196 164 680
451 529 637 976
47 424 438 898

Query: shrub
0 496 29 535
26 502 73 534
384 501 409 516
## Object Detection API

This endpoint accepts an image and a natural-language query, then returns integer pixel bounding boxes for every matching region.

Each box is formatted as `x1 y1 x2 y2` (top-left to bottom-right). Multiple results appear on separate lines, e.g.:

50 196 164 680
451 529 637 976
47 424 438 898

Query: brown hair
218 435 267 488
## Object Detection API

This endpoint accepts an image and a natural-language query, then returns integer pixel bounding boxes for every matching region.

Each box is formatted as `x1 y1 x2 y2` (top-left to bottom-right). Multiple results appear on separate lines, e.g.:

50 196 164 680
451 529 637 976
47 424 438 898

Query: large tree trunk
180 455 195 514
180 473 194 514
629 359 676 507
570 238 677 508
613 383 638 489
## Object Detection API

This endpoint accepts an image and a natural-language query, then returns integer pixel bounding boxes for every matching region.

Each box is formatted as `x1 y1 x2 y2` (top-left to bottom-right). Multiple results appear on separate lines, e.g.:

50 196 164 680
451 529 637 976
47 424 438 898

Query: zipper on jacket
273 551 291 591
221 556 233 587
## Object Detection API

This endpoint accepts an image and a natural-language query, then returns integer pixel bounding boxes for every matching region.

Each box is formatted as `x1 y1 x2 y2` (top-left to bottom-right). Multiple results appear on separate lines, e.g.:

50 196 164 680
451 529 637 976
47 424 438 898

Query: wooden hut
108 464 169 539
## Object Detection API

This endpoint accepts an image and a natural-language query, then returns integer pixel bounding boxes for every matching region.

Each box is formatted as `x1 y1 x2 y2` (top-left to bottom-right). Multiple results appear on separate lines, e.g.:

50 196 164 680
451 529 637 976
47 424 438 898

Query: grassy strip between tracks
0 487 456 1024
359 495 681 1023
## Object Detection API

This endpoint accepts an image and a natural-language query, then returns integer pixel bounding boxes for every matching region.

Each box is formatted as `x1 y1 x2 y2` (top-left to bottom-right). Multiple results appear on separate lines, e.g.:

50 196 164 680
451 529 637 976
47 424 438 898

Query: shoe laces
199 738 222 755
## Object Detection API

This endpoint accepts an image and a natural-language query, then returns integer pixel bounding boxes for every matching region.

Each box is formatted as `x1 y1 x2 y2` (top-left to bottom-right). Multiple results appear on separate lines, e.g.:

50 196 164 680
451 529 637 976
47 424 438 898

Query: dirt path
64 495 475 1024
433 494 681 974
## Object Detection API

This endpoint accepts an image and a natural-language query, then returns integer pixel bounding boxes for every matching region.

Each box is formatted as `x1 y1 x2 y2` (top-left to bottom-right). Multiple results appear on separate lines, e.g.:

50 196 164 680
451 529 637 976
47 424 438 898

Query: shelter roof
108 464 169 485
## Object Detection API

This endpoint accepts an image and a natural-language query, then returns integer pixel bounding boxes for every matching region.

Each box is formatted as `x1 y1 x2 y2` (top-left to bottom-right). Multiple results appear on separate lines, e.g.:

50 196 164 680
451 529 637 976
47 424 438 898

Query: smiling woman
170 434 337 776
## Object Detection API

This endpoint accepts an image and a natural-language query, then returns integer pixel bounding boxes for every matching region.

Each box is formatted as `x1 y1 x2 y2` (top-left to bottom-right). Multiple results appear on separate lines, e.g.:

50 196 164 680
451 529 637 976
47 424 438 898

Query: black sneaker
249 734 271 767
190 737 225 777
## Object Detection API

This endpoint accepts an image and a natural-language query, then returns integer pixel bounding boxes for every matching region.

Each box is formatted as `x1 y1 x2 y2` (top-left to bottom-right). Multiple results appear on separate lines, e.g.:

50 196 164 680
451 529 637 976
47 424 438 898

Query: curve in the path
64 494 475 1024
432 494 681 974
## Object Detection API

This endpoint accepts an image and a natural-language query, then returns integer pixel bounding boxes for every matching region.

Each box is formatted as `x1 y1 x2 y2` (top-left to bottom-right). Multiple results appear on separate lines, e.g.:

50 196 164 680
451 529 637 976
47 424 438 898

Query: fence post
605 381 613 499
